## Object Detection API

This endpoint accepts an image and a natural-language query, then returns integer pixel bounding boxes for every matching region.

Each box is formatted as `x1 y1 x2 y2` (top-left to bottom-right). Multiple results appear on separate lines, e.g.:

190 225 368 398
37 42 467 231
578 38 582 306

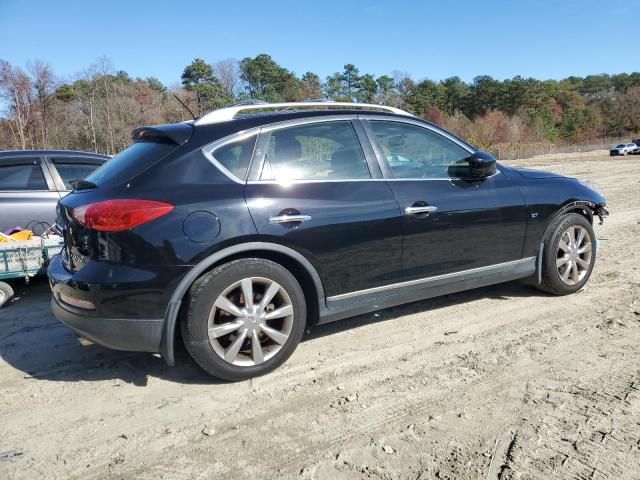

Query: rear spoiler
131 122 193 146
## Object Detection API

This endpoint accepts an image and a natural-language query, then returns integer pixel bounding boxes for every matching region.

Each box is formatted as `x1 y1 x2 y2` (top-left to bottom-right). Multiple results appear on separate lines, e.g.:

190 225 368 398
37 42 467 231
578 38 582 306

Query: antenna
173 94 196 120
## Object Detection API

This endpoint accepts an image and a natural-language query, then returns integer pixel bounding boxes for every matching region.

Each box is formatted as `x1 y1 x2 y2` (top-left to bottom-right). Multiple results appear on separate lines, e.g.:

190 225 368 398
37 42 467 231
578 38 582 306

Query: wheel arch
534 201 597 285
160 242 325 366
544 201 596 234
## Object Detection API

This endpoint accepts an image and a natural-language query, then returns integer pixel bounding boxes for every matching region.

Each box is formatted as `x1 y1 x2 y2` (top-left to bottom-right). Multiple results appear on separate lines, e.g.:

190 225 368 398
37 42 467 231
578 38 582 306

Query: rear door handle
404 205 438 215
268 214 312 224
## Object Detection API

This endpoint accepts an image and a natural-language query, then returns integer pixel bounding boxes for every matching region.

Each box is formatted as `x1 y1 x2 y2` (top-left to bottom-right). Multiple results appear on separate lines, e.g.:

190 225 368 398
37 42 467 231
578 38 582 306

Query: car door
0 156 60 233
361 117 527 281
242 117 403 298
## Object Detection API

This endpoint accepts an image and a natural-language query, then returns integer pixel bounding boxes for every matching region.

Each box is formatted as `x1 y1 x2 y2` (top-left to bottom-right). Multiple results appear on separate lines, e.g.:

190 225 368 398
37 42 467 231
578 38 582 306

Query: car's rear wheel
181 258 306 381
537 213 596 295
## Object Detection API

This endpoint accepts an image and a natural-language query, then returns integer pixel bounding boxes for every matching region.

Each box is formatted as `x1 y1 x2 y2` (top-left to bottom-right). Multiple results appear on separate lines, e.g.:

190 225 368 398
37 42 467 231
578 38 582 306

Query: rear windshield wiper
70 179 97 191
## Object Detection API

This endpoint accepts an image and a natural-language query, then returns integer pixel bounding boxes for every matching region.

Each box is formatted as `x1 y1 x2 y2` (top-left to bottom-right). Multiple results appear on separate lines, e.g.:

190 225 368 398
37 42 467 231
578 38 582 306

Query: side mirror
468 151 497 178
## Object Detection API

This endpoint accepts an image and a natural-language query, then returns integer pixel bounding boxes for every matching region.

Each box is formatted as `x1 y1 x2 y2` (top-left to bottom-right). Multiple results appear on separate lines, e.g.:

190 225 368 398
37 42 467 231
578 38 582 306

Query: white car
609 143 638 156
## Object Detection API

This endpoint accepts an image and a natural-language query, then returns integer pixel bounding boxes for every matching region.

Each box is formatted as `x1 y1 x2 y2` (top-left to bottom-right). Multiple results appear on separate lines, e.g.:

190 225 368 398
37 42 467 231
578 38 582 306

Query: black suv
48 102 608 380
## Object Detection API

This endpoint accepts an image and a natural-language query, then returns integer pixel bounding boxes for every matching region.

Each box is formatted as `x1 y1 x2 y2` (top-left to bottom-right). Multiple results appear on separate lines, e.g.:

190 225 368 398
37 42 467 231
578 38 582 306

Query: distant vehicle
632 139 640 154
609 143 638 156
48 101 608 381
0 150 109 233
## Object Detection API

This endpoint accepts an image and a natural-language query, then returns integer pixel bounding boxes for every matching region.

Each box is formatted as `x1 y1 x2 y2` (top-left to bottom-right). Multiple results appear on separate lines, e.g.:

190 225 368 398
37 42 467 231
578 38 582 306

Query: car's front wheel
537 213 596 295
181 258 307 381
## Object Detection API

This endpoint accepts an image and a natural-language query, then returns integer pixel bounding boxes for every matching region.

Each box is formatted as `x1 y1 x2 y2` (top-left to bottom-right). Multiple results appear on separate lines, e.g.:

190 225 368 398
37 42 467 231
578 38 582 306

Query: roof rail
194 101 414 126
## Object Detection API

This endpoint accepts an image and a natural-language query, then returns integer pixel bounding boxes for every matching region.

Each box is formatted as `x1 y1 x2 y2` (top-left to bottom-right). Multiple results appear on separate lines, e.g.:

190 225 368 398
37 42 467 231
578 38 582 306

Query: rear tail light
71 199 174 232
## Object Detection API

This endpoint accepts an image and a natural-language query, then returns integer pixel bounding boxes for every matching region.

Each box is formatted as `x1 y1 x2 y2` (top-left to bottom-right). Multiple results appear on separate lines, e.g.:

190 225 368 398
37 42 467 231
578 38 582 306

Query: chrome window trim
201 127 262 184
258 114 360 132
327 257 536 302
202 114 501 185
245 173 502 185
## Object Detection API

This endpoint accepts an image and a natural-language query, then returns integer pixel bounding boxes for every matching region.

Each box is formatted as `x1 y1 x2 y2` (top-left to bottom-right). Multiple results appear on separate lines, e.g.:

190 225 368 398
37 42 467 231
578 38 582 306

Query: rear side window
52 160 103 190
0 162 48 190
209 135 257 180
86 142 177 186
260 121 370 181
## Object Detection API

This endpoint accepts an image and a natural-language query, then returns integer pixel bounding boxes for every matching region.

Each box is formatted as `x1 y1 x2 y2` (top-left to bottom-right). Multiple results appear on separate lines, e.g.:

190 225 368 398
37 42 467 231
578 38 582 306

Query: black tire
0 281 14 308
537 213 596 295
181 258 307 381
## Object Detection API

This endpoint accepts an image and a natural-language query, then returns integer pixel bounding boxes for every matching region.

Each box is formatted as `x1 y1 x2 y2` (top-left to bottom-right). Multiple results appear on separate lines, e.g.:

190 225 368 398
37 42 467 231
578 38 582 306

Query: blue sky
1 0 637 86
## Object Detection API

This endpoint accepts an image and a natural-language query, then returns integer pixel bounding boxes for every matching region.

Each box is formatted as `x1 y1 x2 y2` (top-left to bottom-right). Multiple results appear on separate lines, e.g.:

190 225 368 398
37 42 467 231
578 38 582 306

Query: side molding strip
327 257 536 304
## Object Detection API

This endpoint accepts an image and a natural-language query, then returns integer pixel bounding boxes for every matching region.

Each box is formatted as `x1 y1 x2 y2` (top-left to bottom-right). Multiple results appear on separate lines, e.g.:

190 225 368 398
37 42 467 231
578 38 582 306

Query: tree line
1 54 639 155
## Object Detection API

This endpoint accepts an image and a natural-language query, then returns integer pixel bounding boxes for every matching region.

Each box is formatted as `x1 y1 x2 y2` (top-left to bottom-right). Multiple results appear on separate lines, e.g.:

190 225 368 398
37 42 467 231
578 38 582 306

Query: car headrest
275 136 302 162
331 149 367 178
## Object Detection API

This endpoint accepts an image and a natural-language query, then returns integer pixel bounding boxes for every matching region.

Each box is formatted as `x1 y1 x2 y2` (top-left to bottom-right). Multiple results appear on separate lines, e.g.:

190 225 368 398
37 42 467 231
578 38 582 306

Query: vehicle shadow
0 277 217 386
0 276 548 386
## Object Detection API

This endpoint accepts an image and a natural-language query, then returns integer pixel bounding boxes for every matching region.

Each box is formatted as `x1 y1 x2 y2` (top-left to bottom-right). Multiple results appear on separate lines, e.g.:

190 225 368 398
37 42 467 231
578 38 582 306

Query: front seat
330 149 369 179
274 136 303 164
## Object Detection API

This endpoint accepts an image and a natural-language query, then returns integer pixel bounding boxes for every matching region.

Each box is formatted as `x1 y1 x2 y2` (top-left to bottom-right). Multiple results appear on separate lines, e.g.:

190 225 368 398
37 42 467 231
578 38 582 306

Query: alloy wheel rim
207 277 294 366
556 225 592 286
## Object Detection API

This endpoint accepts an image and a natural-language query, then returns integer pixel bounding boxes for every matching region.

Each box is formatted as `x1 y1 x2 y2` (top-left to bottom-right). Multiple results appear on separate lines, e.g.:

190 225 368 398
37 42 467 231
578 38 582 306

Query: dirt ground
1 154 639 480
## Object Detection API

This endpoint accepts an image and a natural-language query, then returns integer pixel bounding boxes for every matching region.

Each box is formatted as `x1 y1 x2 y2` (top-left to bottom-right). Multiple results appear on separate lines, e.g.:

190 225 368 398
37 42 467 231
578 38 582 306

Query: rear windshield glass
86 142 177 186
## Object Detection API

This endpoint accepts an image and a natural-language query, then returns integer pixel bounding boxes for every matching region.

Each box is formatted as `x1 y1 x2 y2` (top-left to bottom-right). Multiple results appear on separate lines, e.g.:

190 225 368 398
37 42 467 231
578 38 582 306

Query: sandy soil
1 154 639 480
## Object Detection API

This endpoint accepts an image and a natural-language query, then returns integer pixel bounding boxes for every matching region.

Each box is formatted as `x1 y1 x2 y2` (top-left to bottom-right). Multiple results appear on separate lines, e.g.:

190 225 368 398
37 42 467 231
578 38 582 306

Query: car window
0 162 48 191
260 121 370 181
210 134 257 180
86 142 177 186
52 161 103 190
369 121 472 179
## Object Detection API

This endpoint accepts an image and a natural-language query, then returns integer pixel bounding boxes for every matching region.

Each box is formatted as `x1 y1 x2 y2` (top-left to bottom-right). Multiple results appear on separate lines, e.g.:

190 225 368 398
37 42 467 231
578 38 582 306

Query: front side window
260 121 370 181
0 162 48 190
369 121 471 179
210 134 257 180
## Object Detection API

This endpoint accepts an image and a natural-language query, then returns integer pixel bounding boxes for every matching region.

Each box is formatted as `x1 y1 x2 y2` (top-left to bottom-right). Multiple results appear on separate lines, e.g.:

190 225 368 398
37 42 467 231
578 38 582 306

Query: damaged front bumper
594 205 609 225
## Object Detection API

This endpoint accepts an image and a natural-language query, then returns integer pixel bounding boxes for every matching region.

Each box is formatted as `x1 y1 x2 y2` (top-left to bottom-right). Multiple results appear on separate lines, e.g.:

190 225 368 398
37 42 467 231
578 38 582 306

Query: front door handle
268 214 312 224
404 205 438 215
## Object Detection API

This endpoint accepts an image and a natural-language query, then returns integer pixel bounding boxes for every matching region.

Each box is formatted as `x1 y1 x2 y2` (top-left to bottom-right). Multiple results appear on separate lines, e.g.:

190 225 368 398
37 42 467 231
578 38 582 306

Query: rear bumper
47 254 183 353
51 296 163 352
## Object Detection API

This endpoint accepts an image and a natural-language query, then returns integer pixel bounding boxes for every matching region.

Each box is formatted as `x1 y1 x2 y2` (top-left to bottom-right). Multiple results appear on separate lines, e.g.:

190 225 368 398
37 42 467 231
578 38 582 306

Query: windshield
616 144 625 148
86 142 177 186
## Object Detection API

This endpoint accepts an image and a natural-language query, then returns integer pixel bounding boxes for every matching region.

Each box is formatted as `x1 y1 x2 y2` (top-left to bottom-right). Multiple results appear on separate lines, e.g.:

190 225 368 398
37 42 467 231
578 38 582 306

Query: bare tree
0 60 35 149
28 59 56 148
75 65 100 152
213 58 240 97
96 57 116 154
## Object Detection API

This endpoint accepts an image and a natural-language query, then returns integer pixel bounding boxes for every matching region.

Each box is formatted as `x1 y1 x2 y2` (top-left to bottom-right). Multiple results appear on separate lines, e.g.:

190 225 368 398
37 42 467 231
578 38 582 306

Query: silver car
609 143 638 156
0 150 108 233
